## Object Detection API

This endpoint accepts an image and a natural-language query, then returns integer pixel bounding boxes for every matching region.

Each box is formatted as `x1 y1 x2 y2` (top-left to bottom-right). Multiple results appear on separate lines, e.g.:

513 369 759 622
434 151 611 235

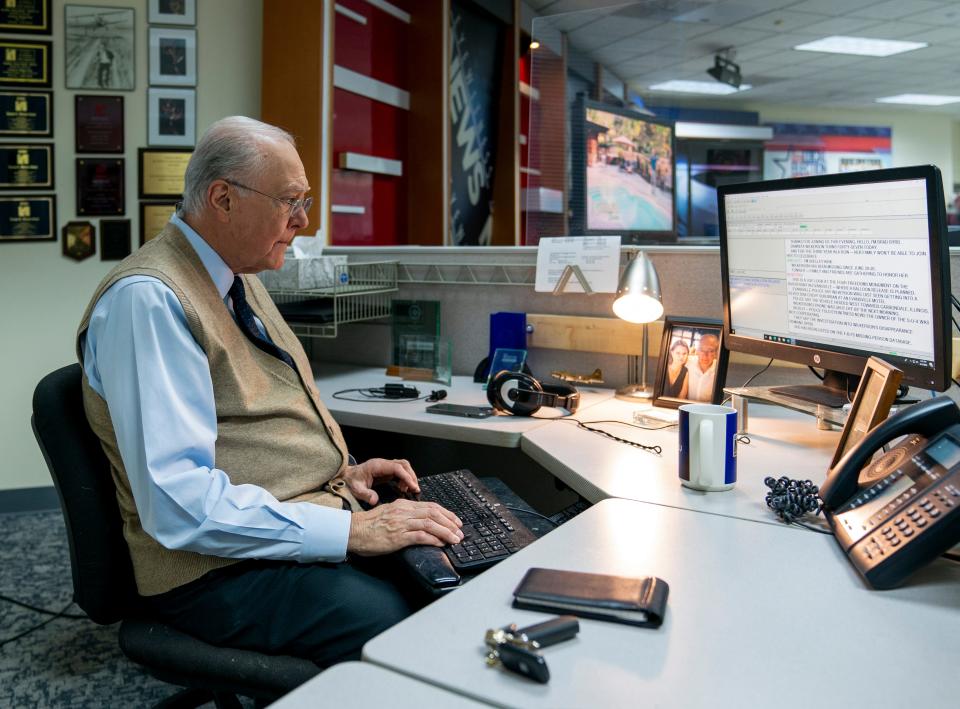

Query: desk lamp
612 252 663 401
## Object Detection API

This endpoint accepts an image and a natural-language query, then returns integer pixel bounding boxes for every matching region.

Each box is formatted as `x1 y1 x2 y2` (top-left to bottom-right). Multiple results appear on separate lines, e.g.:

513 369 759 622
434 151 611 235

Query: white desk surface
313 363 614 448
268 661 487 708
363 498 960 709
522 398 841 526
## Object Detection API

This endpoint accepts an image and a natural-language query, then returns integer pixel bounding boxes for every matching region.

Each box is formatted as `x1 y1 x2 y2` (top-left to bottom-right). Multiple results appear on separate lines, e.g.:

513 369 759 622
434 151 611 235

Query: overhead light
794 36 927 57
529 40 540 50
707 54 742 88
876 94 960 106
649 80 751 95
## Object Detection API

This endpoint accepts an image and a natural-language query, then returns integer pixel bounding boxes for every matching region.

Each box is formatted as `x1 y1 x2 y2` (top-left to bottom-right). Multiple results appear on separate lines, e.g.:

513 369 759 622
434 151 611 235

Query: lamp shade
612 252 663 324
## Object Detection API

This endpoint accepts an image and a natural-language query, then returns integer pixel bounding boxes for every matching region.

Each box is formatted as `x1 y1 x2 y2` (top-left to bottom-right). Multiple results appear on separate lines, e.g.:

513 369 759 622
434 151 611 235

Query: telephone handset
821 396 960 589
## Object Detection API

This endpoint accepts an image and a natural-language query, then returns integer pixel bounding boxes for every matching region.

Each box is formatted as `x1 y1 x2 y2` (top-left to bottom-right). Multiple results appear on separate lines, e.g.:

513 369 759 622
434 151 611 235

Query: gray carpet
0 509 177 707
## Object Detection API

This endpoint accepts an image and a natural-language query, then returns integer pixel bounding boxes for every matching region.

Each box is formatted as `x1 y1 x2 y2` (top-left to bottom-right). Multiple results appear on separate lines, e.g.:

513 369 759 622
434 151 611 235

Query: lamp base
615 384 654 402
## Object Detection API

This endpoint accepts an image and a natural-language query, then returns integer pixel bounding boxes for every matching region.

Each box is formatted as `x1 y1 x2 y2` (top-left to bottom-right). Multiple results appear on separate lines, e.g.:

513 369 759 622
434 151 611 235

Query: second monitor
718 165 951 407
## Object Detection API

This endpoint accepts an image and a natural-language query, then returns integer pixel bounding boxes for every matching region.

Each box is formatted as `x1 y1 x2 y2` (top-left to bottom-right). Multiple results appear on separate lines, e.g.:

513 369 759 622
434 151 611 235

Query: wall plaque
75 94 123 153
0 39 51 87
76 157 124 215
0 143 52 189
62 220 95 261
138 148 191 198
140 201 177 245
0 194 54 241
0 90 51 136
0 0 52 34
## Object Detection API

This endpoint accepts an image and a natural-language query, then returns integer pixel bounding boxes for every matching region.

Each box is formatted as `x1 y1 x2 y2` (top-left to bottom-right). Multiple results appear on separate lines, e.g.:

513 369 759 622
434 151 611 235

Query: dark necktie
229 276 296 369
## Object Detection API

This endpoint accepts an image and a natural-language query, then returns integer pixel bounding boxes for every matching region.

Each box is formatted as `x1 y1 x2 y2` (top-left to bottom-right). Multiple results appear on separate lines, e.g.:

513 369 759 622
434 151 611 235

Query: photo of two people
654 318 727 408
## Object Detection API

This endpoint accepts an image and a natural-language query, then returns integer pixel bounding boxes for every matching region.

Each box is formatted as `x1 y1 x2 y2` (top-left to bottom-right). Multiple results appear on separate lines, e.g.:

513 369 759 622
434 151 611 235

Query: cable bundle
764 476 822 523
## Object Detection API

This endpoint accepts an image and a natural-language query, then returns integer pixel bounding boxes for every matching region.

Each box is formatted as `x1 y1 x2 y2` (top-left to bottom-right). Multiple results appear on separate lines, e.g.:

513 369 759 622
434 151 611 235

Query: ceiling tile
734 9 828 33
907 4 960 25
857 21 937 39
786 0 879 15
670 2 769 27
848 0 945 21
793 17 882 36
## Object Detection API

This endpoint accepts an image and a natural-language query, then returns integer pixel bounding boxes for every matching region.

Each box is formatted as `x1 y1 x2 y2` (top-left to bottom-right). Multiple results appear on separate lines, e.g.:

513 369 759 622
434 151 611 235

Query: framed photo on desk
653 316 728 408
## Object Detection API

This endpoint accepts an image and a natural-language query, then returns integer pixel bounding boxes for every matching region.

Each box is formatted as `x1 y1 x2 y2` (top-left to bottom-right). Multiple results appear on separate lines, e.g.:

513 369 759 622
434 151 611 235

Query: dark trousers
140 558 419 667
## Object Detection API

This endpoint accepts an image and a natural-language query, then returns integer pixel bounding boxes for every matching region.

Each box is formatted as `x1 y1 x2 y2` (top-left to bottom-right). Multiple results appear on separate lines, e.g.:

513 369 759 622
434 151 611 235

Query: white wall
741 102 957 200
0 0 262 491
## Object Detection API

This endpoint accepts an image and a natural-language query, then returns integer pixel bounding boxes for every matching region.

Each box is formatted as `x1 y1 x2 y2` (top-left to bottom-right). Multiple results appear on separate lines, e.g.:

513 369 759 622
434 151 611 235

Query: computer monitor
570 97 675 242
718 165 951 406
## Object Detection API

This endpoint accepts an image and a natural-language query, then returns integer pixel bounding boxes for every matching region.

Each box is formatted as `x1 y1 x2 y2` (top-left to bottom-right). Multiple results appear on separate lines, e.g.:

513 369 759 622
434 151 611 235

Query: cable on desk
331 387 447 403
503 506 559 529
0 600 80 649
559 419 662 455
741 358 774 389
764 476 827 533
736 434 751 445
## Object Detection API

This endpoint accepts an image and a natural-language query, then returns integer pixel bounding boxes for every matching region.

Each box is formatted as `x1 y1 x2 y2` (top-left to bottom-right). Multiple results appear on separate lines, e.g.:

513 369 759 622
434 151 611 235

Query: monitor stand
767 370 857 409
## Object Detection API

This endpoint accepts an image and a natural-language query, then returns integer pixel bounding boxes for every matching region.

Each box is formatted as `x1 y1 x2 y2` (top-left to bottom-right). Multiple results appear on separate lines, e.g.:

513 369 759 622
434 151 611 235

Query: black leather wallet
512 567 669 628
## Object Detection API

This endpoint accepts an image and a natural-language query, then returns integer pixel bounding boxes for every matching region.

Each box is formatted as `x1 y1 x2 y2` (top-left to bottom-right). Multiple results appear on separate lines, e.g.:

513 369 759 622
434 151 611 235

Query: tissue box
258 255 348 290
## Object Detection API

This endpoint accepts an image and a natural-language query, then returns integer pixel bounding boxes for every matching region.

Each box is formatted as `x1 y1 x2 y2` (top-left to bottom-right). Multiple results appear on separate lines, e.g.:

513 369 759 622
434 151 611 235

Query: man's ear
208 180 232 222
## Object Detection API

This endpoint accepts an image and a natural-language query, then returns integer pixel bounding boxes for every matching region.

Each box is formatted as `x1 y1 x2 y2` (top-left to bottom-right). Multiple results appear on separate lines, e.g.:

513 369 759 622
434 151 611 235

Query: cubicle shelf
397 262 536 286
268 260 398 338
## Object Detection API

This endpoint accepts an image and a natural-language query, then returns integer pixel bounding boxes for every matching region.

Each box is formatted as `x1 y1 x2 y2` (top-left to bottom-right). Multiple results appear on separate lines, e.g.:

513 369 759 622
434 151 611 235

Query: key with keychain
484 615 580 683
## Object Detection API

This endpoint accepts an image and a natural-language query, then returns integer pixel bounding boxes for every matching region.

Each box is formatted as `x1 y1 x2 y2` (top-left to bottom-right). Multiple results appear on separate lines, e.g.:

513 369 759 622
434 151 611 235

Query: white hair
180 116 295 216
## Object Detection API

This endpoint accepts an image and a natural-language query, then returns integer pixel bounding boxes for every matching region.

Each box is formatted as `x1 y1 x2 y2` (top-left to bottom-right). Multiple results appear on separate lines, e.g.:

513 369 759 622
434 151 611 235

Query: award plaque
100 218 131 260
0 90 51 137
0 40 51 88
62 220 95 261
75 95 123 153
140 201 178 245
138 148 191 198
76 157 124 216
0 143 52 189
0 0 52 35
0 194 54 242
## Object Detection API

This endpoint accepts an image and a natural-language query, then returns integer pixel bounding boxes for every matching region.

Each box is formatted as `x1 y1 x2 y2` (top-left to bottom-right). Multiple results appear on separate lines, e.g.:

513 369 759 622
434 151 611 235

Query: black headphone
486 370 580 416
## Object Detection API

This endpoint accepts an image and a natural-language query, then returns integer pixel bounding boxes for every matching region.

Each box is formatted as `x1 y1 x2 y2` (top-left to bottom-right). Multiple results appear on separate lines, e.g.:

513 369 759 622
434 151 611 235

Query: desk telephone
820 396 960 589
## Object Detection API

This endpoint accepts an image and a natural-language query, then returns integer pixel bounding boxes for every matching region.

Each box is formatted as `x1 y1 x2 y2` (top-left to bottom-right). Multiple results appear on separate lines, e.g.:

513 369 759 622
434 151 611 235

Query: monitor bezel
718 164 950 392
571 96 677 243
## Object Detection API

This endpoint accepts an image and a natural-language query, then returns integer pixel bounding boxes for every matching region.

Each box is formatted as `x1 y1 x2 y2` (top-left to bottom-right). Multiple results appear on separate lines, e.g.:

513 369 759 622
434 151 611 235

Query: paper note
535 236 621 293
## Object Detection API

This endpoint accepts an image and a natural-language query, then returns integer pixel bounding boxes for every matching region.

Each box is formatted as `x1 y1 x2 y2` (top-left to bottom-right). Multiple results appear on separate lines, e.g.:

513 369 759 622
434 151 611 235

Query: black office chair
31 363 320 708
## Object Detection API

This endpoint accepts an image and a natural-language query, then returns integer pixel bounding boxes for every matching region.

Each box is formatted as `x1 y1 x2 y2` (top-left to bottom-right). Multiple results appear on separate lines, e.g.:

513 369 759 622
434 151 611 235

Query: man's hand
341 457 419 506
348 499 463 556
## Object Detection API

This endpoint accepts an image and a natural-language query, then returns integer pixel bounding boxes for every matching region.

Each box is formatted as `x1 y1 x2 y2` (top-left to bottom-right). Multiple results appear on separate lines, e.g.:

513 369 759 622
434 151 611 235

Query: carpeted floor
0 509 180 707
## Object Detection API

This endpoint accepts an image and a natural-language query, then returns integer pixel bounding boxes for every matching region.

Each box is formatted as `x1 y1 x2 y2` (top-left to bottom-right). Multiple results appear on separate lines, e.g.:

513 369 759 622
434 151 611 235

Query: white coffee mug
678 404 738 491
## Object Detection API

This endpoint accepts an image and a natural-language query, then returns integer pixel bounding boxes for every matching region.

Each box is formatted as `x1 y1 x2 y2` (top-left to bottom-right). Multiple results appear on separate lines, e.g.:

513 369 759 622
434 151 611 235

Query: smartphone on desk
425 403 495 418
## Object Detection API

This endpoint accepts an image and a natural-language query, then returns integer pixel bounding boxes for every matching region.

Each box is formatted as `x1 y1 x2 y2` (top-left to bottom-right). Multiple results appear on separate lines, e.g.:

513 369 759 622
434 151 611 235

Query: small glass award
484 348 527 390
394 334 452 386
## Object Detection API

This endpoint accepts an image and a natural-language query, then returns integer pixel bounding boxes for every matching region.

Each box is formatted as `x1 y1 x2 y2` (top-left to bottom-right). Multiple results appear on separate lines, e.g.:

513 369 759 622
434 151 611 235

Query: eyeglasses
224 179 312 217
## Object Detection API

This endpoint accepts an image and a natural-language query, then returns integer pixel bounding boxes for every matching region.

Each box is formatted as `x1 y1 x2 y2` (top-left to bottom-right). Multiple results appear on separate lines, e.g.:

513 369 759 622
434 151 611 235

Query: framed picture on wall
147 0 195 26
148 27 196 87
64 5 135 90
147 88 194 146
140 200 178 245
653 317 728 409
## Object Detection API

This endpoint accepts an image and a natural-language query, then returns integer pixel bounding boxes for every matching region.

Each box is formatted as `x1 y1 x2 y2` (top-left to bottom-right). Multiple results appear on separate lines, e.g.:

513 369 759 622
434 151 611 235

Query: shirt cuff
298 504 352 562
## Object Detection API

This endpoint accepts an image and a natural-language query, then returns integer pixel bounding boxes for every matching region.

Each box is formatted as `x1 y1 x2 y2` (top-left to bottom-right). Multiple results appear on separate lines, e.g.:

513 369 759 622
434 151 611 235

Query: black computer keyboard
417 469 537 573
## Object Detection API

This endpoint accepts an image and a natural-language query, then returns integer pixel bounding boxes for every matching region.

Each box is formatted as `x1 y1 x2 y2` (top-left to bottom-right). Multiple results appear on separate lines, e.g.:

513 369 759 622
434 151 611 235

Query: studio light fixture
876 94 960 106
649 79 751 95
707 53 742 89
794 36 927 57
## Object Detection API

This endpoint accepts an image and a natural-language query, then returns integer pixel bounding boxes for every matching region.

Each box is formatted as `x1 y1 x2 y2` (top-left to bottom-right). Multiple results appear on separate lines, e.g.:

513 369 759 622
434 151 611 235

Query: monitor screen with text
724 177 936 371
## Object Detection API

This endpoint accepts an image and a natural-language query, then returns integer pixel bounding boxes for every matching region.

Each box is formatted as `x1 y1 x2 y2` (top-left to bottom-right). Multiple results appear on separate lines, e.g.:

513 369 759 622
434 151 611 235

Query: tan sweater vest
76 224 350 596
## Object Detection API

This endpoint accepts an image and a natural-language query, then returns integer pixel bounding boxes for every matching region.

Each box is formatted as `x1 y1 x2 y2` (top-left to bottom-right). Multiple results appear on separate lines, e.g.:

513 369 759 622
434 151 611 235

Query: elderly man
687 333 720 402
76 116 462 666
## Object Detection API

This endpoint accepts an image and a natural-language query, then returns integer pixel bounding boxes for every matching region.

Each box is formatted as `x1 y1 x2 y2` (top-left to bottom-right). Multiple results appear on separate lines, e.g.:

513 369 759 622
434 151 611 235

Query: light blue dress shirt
81 215 351 563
